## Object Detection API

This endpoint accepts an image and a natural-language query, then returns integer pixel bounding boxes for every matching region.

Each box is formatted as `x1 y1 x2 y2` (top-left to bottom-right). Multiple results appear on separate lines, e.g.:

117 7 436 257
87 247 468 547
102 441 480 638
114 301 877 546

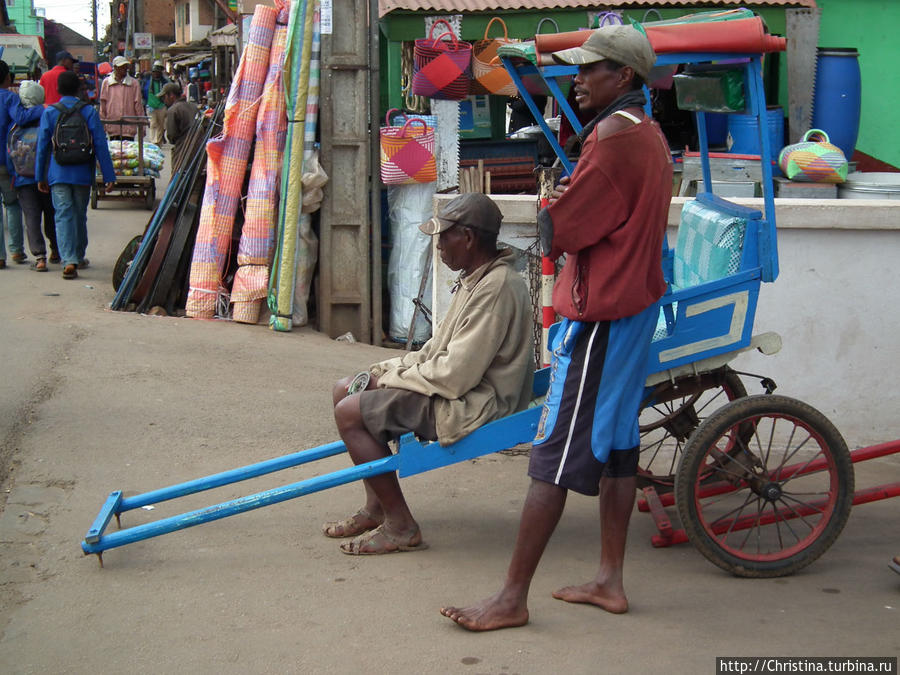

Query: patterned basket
380 109 437 185
470 17 518 96
778 129 848 183
412 19 472 101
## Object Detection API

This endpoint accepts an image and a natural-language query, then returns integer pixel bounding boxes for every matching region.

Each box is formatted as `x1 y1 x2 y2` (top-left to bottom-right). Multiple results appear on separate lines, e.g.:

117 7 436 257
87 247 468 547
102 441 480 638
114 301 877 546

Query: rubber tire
112 235 143 292
638 368 747 488
675 395 853 578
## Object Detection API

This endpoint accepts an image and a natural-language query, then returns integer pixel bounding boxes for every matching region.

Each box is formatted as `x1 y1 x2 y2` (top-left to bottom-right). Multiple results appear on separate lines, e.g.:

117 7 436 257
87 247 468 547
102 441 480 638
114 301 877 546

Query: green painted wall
816 0 899 168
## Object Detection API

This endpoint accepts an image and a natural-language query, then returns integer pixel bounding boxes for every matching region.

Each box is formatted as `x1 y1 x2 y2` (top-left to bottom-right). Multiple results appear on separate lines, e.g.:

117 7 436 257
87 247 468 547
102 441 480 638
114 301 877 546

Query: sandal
11 252 26 264
890 556 900 576
339 524 428 555
322 508 382 538
31 257 48 272
62 264 78 280
0 259 5 269
49 253 60 264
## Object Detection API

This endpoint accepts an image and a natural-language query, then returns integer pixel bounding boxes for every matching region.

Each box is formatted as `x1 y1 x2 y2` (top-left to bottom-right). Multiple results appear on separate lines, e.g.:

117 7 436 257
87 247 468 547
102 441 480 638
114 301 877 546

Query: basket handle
597 11 623 27
384 108 406 126
398 117 428 138
431 31 461 50
536 17 560 34
803 128 830 143
483 17 510 41
428 18 458 42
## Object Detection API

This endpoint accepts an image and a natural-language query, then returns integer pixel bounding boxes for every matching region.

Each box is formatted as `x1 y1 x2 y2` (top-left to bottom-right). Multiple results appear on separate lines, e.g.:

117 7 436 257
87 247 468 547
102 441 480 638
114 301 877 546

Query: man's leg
70 184 91 263
50 184 78 268
332 393 422 550
441 478 567 631
551 474 635 613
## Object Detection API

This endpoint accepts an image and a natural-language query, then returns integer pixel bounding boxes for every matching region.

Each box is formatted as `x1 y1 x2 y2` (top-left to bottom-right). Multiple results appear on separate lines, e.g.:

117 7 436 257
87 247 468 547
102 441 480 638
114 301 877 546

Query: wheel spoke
776 495 820 531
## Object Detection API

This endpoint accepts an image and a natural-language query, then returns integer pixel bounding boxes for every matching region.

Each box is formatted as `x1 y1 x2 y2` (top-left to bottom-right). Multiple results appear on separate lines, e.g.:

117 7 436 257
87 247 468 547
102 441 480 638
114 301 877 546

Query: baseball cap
112 56 130 67
56 50 75 63
153 60 163 69
161 82 182 97
419 193 503 236
551 25 656 80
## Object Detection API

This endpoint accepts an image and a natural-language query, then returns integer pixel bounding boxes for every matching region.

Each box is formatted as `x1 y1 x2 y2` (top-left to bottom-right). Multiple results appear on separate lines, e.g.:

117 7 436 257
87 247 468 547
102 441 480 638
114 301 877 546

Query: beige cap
161 82 182 97
112 56 130 67
552 25 656 80
419 193 503 236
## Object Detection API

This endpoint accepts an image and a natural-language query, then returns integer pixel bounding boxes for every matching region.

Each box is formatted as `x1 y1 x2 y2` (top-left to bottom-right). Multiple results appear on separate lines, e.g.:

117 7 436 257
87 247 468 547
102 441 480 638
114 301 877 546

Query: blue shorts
529 305 657 496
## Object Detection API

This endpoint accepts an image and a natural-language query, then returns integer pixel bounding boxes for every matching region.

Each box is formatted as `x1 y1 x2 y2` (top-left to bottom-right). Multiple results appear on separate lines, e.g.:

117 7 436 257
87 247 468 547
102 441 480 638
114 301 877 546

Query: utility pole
92 0 98 61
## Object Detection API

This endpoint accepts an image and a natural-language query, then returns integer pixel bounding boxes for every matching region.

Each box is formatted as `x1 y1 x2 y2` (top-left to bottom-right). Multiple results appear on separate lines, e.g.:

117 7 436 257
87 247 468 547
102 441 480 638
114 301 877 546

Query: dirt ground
0 195 898 675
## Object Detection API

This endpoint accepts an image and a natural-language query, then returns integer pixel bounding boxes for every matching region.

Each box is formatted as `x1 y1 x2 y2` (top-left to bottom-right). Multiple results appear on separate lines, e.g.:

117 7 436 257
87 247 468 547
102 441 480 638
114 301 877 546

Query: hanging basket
412 19 472 101
380 109 437 185
470 17 518 96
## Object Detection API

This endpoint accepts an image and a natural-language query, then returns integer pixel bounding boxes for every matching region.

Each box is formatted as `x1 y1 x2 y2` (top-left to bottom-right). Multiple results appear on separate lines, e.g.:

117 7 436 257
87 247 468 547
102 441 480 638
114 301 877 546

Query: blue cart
82 37 864 578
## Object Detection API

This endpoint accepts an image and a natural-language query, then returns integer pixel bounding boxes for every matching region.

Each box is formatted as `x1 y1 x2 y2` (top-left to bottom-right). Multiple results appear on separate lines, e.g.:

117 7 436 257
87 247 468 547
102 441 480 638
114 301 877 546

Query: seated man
326 192 534 555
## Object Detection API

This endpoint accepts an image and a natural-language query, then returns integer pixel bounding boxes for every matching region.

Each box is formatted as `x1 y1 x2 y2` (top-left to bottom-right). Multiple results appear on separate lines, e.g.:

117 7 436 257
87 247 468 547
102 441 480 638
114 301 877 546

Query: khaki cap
552 25 656 80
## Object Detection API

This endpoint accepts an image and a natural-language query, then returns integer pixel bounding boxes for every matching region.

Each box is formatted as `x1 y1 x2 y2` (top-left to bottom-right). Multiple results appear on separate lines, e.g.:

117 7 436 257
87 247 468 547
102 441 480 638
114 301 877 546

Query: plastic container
726 107 784 156
812 48 861 161
837 172 900 200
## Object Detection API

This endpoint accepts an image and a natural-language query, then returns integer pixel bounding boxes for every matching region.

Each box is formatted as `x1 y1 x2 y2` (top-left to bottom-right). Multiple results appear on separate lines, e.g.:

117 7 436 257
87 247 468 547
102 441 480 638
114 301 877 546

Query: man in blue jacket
36 70 116 279
0 60 41 268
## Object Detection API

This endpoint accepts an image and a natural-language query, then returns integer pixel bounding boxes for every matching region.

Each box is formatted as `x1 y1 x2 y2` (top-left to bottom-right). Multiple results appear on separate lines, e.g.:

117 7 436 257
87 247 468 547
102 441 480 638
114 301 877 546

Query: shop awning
379 0 816 17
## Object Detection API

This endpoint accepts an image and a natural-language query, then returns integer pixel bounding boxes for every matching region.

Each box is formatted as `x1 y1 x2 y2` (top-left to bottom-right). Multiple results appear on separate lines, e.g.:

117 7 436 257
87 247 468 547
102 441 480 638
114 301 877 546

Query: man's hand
104 181 116 192
37 181 49 194
549 175 571 204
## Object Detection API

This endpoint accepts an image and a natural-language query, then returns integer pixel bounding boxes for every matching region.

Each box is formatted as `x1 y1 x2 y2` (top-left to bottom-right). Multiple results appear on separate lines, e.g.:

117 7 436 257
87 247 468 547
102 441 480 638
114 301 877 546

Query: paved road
0 190 898 674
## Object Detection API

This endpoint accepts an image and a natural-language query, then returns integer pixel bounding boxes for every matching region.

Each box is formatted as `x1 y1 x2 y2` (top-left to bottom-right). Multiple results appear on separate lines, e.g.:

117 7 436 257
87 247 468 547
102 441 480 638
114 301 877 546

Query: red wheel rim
691 412 839 563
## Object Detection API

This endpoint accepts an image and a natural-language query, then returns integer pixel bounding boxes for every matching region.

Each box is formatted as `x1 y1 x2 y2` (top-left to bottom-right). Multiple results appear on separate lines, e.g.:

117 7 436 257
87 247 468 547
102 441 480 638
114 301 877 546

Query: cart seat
646 192 765 376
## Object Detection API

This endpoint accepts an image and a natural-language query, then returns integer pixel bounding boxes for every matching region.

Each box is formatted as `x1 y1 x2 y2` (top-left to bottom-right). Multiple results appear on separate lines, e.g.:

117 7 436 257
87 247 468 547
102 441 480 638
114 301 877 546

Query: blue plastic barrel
812 48 861 160
727 107 785 157
704 112 729 146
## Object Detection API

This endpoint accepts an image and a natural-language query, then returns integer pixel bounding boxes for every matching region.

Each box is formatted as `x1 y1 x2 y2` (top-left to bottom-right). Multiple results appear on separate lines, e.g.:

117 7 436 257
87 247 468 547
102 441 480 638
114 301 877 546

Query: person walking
39 51 76 106
10 80 58 271
142 61 169 145
161 82 197 168
0 61 42 268
35 71 116 280
99 56 144 141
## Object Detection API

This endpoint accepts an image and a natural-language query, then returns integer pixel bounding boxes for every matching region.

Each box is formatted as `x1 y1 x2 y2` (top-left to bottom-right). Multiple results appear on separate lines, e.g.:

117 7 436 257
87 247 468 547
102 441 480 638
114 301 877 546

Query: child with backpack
9 80 58 271
35 70 115 280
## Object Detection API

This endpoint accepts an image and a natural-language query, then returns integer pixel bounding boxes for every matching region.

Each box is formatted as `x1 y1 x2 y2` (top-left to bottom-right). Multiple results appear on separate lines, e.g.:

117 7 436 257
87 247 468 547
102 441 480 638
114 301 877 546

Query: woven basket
470 17 518 96
412 19 472 101
380 109 437 185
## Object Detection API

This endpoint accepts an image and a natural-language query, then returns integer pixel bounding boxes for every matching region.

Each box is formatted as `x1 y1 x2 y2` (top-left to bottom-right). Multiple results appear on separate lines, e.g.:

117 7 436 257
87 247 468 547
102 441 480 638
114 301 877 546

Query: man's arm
87 107 117 184
99 79 109 119
131 81 144 117
35 108 53 186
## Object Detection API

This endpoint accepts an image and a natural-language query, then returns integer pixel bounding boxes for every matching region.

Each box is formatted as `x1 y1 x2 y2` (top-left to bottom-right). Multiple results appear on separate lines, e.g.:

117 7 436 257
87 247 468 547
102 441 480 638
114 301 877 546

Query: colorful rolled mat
232 0 290 325
185 4 276 319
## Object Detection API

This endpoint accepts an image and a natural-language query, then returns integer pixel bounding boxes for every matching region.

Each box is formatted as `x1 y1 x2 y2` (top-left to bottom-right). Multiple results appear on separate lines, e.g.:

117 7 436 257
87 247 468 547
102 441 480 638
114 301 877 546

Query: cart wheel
112 235 143 292
638 367 746 490
145 179 156 211
91 185 98 209
674 395 853 578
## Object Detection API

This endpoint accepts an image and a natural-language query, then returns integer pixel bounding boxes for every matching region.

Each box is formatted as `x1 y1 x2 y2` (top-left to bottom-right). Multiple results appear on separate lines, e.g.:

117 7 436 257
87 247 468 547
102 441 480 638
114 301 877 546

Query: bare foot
440 592 529 632
552 581 628 614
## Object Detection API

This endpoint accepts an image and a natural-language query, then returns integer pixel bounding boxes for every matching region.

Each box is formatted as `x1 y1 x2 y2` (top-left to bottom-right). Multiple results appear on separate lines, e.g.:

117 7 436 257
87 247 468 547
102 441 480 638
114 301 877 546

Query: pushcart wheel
91 185 98 209
145 179 156 211
675 395 853 578
638 367 746 490
112 235 143 292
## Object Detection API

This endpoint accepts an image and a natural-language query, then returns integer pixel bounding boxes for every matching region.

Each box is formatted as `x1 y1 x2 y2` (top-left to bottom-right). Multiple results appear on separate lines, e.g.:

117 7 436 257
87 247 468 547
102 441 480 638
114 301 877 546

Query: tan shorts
358 388 437 444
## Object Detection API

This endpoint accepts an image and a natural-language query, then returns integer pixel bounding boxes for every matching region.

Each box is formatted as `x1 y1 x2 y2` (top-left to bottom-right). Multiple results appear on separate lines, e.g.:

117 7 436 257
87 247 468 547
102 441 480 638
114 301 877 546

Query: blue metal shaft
118 440 347 511
81 454 396 554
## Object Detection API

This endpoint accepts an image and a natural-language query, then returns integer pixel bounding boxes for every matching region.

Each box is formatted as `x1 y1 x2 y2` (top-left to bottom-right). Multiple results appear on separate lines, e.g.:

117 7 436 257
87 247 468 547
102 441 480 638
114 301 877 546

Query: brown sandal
321 508 381 538
31 257 47 272
339 524 428 555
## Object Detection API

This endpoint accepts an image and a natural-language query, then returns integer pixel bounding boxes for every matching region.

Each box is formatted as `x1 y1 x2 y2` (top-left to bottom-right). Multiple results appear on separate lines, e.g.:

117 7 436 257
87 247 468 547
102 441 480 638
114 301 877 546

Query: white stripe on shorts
553 322 600 484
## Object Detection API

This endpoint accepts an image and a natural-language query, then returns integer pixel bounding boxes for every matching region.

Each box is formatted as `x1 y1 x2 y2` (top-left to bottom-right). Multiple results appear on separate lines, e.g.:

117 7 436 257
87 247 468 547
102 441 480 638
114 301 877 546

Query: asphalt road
0 189 898 674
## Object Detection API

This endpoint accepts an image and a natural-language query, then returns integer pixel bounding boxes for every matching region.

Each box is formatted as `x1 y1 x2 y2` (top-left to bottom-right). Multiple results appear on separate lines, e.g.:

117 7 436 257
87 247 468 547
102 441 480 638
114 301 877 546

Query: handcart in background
92 116 157 211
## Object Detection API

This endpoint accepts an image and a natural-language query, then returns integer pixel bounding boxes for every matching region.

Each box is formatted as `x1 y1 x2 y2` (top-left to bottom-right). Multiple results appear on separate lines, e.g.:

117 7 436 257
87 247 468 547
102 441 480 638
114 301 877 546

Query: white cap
112 56 130 67
153 60 163 68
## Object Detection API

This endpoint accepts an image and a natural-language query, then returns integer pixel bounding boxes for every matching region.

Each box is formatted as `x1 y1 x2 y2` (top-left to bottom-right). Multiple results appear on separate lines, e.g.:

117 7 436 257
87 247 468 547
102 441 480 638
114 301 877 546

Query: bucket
837 172 900 200
726 107 784 157
812 48 861 161
704 112 729 146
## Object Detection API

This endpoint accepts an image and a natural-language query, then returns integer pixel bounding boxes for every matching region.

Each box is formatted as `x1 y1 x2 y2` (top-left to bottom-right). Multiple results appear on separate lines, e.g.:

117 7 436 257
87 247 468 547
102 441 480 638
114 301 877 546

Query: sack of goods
7 124 40 177
778 129 849 183
106 139 166 175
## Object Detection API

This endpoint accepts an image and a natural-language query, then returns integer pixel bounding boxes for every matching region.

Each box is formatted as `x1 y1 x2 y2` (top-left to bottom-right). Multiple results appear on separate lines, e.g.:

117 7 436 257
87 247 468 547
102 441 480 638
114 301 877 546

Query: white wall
431 194 900 448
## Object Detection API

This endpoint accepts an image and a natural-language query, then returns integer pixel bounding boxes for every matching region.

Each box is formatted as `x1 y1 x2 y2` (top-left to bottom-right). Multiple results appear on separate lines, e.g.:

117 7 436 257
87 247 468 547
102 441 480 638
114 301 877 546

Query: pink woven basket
380 109 437 185
412 19 472 101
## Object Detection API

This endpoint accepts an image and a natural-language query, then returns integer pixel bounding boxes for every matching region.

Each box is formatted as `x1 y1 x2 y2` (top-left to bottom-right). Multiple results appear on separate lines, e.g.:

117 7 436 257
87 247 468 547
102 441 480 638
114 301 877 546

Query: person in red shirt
442 25 671 632
39 51 76 106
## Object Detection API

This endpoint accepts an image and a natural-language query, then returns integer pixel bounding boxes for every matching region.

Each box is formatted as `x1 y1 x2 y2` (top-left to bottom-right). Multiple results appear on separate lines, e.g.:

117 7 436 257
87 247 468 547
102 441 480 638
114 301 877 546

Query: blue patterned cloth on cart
653 199 748 341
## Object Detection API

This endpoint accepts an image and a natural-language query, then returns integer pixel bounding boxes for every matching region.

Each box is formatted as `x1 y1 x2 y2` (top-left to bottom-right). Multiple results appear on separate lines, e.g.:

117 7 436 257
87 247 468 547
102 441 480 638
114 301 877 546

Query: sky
39 0 99 41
